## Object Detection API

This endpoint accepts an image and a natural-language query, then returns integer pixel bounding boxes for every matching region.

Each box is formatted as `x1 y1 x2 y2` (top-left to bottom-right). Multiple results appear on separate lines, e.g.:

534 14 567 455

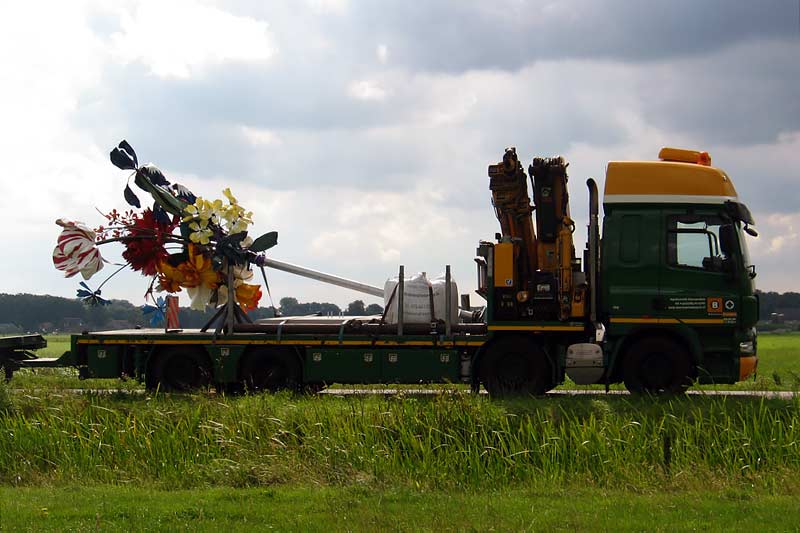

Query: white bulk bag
431 274 459 325
384 273 432 324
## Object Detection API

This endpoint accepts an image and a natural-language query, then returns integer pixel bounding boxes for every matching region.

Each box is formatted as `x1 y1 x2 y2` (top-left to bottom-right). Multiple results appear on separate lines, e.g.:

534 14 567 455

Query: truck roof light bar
658 147 712 166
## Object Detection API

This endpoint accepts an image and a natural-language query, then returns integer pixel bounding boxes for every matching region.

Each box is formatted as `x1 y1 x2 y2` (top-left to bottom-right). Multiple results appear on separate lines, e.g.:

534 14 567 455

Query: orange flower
156 260 184 293
177 245 221 289
156 246 221 304
236 283 262 311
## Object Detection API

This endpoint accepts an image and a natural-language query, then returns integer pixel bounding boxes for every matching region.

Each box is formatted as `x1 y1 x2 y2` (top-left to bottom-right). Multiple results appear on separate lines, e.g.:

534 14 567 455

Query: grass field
1 389 799 529
2 333 800 530
2 388 799 489
3 485 800 532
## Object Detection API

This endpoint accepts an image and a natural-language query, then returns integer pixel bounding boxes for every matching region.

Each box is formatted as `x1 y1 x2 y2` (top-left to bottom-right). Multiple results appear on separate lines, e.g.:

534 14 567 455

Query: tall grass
1 391 798 491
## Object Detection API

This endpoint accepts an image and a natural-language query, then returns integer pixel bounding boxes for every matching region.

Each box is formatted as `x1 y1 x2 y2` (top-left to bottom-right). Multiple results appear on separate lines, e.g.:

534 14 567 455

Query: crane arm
488 147 538 275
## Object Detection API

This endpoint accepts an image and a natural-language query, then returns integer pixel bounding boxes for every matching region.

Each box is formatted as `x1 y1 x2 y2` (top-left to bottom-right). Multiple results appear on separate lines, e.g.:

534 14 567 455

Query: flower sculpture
53 219 105 279
52 140 278 318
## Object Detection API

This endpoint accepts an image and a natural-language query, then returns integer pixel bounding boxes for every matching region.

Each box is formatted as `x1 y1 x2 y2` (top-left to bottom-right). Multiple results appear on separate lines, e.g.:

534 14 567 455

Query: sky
0 0 798 309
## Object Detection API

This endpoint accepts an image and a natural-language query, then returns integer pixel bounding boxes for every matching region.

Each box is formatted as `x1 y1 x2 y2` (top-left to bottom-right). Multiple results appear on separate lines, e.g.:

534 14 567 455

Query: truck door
658 211 738 326
603 210 663 319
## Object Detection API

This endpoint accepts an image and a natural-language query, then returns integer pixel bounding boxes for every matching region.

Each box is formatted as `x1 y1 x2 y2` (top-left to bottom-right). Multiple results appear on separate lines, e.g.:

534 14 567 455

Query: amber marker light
658 147 712 166
697 151 712 166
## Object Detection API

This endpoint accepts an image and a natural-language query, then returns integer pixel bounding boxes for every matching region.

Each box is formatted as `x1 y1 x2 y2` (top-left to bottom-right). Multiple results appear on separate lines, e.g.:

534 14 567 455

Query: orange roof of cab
604 160 739 199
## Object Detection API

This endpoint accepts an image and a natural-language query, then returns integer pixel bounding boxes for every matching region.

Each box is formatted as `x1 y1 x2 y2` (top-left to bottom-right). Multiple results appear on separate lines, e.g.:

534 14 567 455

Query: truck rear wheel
149 347 212 392
622 337 693 395
240 349 301 393
481 336 551 397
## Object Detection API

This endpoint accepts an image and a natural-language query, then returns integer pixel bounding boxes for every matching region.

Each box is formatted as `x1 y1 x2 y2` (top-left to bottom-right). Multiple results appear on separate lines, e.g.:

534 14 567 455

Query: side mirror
719 224 736 254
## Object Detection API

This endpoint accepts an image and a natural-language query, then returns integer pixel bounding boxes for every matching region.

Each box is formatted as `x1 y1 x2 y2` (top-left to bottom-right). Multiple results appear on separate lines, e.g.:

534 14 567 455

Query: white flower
187 284 214 311
52 219 104 279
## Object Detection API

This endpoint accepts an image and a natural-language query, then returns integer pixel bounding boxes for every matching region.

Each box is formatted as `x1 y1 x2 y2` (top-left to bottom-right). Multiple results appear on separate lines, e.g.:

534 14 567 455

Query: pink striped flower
52 219 104 279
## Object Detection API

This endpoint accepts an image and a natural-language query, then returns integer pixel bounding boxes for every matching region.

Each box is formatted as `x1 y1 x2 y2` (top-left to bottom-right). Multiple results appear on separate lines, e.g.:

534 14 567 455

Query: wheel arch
608 326 702 382
471 333 558 389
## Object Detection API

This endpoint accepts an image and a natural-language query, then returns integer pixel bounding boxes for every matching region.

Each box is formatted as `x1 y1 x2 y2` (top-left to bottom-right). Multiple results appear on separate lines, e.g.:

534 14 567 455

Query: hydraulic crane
488 148 584 321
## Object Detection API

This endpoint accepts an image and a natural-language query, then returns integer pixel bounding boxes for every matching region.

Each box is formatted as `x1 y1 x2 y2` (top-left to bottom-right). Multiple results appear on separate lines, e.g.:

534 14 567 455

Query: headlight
739 341 755 355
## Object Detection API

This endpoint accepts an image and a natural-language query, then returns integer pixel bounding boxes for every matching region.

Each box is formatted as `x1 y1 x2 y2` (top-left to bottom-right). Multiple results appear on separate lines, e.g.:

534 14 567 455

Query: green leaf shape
249 231 278 252
134 166 187 217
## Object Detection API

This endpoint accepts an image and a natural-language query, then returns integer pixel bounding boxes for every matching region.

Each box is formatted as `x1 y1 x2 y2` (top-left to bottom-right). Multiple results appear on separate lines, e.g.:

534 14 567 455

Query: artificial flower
216 281 262 311
122 209 175 276
188 221 213 245
222 187 237 204
183 197 224 225
156 260 184 293
177 245 221 290
187 284 215 311
76 281 110 306
236 283 262 311
52 218 104 279
231 265 254 285
142 296 166 327
221 203 254 234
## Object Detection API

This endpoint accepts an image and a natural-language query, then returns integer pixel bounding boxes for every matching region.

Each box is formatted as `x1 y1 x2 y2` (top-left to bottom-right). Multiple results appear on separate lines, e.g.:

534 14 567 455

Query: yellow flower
183 197 223 224
188 220 213 245
222 187 237 205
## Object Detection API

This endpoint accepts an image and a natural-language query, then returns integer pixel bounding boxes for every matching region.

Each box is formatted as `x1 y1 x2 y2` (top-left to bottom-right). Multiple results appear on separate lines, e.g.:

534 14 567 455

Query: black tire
148 347 212 392
622 337 693 395
480 336 552 397
240 349 301 393
303 382 326 394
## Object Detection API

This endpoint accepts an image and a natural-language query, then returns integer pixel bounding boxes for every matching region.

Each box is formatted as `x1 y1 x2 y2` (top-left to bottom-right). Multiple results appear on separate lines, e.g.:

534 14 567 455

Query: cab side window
667 215 734 272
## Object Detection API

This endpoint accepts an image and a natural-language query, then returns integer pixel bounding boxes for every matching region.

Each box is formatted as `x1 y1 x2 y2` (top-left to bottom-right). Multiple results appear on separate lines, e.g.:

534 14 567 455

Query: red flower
122 209 176 276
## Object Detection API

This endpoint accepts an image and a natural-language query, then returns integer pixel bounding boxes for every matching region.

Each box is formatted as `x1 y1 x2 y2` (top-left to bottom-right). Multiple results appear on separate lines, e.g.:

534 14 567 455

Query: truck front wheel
481 337 551 397
622 337 693 395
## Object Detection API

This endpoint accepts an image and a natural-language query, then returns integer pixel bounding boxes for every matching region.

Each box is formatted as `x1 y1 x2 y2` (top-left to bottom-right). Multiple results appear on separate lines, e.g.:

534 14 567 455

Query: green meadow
1 333 799 530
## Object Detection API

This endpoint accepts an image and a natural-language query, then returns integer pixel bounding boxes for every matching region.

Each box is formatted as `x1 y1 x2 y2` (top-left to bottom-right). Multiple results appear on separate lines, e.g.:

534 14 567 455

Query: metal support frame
445 265 452 338
200 259 254 335
397 265 404 336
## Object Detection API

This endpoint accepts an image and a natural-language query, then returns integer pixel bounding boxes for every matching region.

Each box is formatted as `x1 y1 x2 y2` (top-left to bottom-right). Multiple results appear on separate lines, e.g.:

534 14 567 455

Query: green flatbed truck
1 147 759 396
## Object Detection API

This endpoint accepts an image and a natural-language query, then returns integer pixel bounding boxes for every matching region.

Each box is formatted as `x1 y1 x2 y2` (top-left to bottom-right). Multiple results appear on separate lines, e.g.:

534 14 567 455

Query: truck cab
601 148 758 391
475 147 758 396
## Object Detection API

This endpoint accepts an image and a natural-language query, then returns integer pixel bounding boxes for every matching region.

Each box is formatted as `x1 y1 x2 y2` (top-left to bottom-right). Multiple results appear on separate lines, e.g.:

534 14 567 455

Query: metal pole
225 260 235 334
445 265 452 338
397 265 404 337
261 257 383 297
586 179 599 325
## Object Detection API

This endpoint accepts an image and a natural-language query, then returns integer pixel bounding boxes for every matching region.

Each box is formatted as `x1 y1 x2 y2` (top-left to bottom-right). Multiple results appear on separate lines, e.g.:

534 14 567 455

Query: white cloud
110 0 276 79
376 44 389 64
240 126 283 147
347 80 387 101
306 0 350 15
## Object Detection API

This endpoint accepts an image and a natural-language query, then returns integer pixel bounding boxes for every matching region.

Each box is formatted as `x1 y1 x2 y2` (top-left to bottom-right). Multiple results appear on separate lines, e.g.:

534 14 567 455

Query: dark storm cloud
229 0 797 72
71 0 798 197
636 40 800 145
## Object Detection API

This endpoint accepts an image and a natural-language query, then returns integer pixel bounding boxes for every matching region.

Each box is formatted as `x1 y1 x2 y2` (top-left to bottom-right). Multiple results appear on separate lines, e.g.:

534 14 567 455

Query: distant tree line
2 291 795 334
0 293 384 333
756 291 800 320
